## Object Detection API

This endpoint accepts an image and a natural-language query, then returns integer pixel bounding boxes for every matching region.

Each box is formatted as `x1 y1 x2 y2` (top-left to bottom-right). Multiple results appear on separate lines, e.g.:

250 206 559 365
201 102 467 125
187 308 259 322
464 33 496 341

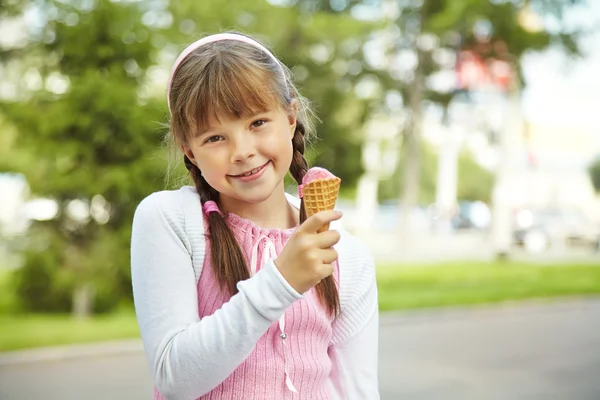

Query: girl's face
183 102 297 209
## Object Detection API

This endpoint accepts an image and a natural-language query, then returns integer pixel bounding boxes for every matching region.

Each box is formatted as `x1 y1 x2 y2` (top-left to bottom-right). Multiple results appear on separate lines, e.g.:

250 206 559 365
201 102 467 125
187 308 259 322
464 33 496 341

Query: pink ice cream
302 167 336 185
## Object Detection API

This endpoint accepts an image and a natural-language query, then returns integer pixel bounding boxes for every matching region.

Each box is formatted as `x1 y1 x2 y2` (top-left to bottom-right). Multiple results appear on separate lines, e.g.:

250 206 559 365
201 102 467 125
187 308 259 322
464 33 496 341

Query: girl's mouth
230 161 270 182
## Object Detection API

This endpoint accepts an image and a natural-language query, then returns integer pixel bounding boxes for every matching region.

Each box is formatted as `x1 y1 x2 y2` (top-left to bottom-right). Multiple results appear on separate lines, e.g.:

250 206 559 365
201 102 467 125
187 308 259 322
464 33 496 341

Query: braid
289 121 309 223
184 155 250 295
184 155 220 202
289 124 340 317
289 121 309 183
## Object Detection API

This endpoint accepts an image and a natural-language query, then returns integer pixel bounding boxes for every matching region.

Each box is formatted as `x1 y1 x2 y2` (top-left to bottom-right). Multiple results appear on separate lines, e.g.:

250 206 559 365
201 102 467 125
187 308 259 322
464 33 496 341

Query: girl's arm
131 192 302 399
327 236 380 399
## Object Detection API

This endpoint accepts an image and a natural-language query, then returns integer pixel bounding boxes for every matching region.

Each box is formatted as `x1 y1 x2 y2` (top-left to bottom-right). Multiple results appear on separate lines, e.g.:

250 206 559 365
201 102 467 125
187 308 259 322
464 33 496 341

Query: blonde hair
167 33 339 316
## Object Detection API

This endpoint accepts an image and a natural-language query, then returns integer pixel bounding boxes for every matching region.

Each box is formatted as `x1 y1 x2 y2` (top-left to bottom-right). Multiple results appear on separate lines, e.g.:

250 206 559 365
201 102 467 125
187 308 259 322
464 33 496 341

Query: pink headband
166 33 284 112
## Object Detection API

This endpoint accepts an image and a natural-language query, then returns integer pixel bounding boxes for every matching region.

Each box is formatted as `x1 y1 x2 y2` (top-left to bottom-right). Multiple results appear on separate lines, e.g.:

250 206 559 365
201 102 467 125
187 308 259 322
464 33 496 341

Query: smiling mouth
231 162 269 177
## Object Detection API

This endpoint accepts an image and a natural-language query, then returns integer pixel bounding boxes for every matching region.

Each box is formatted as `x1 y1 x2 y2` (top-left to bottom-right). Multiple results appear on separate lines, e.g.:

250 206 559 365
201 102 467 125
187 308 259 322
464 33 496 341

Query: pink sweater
154 212 338 400
132 188 379 399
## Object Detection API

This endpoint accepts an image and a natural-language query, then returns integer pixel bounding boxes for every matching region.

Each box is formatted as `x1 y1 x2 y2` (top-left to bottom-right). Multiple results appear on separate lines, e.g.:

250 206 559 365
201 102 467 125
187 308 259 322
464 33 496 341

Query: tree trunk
491 82 522 260
399 45 426 239
72 283 95 319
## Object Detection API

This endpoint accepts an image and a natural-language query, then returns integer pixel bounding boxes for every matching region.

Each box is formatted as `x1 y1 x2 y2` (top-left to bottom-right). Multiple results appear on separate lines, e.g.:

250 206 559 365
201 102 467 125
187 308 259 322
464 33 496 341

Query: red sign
456 49 513 92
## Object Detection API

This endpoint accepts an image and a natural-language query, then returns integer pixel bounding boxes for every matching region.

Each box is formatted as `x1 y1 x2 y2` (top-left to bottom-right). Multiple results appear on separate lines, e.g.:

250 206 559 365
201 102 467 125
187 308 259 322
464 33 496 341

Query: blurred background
0 0 599 399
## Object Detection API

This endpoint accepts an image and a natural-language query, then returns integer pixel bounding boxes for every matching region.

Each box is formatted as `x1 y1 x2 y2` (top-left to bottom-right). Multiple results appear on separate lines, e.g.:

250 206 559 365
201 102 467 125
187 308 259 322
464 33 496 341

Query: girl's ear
288 99 298 139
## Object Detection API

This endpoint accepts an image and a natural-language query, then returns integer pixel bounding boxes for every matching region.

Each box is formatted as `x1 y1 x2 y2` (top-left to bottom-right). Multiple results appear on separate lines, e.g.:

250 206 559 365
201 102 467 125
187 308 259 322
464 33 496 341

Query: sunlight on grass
376 261 600 311
0 268 17 314
0 312 140 352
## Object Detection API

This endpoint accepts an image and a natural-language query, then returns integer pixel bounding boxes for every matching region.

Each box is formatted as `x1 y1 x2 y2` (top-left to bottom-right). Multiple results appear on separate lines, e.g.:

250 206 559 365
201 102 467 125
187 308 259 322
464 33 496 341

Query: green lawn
0 269 140 352
1 261 599 351
0 267 17 315
377 261 600 311
0 312 140 352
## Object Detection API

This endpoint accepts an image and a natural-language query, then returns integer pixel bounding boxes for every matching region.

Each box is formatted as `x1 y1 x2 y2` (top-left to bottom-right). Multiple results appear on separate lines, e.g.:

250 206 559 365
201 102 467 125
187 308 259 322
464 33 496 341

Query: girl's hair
167 33 339 316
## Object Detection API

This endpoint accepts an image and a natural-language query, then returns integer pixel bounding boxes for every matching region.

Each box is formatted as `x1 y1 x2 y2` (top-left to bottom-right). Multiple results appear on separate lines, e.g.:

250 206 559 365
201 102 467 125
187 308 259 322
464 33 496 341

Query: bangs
184 56 284 138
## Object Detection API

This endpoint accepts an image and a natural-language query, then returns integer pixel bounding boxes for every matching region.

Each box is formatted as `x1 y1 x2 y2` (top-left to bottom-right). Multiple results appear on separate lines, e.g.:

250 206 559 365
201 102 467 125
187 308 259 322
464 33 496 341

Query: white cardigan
131 186 380 399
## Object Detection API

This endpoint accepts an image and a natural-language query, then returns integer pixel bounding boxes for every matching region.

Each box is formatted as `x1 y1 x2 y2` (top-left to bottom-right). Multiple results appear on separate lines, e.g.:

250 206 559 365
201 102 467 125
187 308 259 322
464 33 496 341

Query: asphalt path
1 299 599 399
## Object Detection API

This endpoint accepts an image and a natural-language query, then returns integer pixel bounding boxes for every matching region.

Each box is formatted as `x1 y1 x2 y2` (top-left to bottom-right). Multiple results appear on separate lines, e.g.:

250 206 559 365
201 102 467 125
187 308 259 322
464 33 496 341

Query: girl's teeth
243 166 262 176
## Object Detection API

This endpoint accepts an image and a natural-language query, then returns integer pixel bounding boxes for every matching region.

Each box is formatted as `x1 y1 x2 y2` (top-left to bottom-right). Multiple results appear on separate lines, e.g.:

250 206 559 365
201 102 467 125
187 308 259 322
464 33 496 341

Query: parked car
512 208 600 252
451 201 491 230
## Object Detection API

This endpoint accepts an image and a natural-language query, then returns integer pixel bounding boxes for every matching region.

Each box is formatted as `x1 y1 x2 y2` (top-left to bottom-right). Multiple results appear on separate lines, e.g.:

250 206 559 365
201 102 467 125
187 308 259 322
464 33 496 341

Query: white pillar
355 172 379 236
434 129 460 233
491 87 521 259
355 115 401 237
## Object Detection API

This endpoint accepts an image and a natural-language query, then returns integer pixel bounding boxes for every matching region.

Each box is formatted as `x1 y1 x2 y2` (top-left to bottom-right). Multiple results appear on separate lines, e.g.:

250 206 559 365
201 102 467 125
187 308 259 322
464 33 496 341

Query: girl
131 32 379 400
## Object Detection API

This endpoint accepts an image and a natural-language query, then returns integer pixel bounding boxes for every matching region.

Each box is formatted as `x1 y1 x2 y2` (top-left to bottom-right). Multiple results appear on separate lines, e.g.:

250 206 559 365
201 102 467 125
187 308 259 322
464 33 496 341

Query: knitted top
131 187 379 400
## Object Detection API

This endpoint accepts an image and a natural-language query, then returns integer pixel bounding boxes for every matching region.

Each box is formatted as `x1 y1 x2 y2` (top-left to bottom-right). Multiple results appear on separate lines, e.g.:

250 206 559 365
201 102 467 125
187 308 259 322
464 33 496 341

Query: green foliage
0 267 18 314
0 117 31 172
457 151 494 202
588 157 600 194
13 239 72 313
384 0 584 209
10 221 129 313
378 143 493 203
1 0 167 314
422 0 582 69
0 0 586 316
1 0 384 314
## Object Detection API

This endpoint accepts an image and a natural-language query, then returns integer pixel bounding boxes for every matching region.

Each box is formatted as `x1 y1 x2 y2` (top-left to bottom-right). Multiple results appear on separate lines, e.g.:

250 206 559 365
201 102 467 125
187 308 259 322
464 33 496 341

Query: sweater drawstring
250 234 298 394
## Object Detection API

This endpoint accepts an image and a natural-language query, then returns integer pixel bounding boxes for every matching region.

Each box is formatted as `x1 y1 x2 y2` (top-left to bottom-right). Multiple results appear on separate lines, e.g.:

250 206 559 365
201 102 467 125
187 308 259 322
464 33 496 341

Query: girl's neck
219 186 299 230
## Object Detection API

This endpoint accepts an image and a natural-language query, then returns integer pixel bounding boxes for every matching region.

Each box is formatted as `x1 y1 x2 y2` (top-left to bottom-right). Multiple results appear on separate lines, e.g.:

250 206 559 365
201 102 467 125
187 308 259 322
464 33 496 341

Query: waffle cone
302 177 341 232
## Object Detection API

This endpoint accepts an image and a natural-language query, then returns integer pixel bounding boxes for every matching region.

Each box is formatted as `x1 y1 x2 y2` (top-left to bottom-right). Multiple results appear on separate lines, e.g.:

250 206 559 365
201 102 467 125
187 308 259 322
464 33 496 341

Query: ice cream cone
302 177 341 232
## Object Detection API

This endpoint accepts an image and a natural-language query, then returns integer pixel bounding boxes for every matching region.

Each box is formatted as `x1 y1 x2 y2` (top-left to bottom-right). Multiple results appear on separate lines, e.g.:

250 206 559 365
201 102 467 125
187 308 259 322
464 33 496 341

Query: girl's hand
274 210 342 294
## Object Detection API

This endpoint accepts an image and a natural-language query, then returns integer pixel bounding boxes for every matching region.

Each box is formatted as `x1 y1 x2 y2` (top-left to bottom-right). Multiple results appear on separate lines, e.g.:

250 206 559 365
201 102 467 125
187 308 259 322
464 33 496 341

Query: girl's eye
205 135 224 144
251 119 267 129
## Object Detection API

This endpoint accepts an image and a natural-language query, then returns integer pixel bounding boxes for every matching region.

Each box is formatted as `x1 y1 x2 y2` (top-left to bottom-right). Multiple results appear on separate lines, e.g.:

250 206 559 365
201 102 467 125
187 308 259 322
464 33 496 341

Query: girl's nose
230 137 256 163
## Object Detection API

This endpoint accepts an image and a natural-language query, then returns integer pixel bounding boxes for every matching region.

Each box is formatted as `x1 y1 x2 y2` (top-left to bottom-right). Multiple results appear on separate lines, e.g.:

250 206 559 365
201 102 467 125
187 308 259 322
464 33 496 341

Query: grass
1 261 599 351
0 267 17 314
0 268 140 352
377 261 600 311
0 312 140 352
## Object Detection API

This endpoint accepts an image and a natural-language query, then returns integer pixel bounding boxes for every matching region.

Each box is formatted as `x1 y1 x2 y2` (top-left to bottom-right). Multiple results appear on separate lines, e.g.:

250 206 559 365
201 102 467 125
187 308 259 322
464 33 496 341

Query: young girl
131 32 379 400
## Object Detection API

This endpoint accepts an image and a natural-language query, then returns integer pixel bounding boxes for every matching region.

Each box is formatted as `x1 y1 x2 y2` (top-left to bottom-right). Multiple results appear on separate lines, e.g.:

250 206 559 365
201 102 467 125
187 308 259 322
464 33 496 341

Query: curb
0 339 143 367
379 295 600 325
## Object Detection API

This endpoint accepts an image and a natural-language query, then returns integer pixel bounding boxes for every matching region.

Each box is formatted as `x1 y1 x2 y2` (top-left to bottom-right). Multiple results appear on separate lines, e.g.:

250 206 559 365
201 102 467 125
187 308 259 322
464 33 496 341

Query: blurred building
515 122 600 221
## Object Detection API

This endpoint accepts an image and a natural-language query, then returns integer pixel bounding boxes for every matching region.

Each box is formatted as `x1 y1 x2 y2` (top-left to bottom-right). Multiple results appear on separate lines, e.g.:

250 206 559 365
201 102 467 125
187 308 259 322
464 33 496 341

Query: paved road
1 299 599 399
378 299 600 400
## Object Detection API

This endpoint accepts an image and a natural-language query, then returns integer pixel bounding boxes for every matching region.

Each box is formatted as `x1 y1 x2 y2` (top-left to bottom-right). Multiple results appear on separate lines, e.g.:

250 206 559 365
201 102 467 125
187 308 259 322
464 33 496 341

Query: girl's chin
221 187 282 205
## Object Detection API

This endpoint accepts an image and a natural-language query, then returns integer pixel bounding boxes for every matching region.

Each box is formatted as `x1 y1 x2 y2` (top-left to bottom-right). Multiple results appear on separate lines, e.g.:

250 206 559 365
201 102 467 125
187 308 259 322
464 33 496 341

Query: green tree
378 143 493 203
1 0 166 316
302 0 585 221
0 0 386 315
392 0 585 229
397 0 580 225
588 157 600 194
1 0 587 315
